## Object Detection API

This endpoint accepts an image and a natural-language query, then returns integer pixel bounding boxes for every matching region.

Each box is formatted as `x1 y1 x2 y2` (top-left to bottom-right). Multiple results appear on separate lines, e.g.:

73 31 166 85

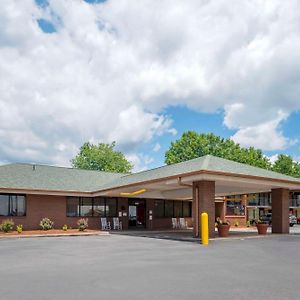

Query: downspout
177 177 193 187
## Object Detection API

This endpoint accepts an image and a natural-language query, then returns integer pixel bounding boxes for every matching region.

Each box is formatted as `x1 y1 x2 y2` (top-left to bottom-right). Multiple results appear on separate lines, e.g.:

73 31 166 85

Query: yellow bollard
201 212 209 245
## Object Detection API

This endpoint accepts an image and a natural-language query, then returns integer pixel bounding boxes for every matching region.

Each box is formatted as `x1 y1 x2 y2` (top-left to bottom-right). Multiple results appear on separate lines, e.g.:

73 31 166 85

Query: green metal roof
1 155 300 193
0 163 123 193
99 155 300 190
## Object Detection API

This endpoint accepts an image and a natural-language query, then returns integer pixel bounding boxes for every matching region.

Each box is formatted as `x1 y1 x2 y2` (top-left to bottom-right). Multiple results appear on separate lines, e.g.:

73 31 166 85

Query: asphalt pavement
0 229 299 300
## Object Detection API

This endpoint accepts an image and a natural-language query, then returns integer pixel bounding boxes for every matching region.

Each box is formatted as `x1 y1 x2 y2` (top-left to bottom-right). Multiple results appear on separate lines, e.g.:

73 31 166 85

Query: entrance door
128 199 146 228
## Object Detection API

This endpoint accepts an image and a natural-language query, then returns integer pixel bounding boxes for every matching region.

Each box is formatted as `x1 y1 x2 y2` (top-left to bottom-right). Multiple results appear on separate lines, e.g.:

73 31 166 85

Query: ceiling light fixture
120 189 147 197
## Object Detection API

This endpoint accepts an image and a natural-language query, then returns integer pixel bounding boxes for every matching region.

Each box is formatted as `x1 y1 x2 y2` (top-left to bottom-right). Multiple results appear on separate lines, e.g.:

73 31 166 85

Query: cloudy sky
1 0 300 171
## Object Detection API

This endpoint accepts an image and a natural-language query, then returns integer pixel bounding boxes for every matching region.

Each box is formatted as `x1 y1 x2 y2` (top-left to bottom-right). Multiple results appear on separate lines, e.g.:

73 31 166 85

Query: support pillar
193 181 215 238
271 188 290 234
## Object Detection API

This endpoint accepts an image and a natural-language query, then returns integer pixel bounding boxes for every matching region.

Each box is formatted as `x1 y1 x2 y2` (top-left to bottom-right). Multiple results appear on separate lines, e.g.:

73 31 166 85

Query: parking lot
0 231 299 300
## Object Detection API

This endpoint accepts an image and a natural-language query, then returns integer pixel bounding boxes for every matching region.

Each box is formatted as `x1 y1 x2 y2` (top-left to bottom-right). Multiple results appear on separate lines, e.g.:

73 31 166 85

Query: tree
165 131 271 169
272 154 300 178
71 142 133 173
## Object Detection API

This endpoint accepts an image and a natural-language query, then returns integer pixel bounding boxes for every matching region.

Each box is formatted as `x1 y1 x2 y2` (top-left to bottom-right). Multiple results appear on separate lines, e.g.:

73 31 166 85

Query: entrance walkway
111 225 300 242
110 227 275 242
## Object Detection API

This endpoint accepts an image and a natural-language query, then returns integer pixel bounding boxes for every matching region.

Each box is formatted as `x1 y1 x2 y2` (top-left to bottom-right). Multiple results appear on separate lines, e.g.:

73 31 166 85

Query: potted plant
216 218 231 237
256 219 269 235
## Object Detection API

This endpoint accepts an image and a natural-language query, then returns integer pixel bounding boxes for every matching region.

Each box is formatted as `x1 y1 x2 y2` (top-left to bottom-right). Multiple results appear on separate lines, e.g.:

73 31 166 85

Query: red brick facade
0 194 192 230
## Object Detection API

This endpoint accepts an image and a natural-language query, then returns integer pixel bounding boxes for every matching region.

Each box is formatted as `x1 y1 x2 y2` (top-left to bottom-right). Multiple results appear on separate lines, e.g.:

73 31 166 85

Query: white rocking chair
113 217 122 230
179 218 187 229
101 218 111 230
172 218 179 229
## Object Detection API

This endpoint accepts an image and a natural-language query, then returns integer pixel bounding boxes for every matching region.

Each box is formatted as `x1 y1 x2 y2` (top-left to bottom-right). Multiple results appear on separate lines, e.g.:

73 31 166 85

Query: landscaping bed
0 229 107 238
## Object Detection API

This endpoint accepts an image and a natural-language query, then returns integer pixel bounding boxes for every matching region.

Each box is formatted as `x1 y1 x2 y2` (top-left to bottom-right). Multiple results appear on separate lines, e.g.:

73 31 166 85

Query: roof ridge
122 155 210 178
0 163 124 176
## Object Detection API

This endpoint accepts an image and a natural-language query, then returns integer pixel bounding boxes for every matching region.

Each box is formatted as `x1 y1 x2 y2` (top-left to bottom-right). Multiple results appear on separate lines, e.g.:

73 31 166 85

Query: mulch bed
0 229 106 238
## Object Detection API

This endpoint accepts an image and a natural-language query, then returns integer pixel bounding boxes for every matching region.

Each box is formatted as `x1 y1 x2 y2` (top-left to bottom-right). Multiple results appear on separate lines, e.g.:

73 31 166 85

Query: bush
16 224 23 234
62 224 68 231
77 218 88 231
40 218 54 230
0 219 14 232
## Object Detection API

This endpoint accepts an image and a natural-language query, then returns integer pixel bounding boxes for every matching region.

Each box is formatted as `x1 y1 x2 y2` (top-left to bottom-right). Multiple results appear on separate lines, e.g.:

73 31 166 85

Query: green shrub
77 218 88 231
62 224 68 231
0 219 14 233
16 224 23 234
40 218 54 230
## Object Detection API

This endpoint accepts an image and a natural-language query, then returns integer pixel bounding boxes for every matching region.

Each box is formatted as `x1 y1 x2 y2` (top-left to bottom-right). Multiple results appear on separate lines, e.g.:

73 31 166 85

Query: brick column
271 188 290 234
118 197 129 230
146 199 155 230
193 181 215 238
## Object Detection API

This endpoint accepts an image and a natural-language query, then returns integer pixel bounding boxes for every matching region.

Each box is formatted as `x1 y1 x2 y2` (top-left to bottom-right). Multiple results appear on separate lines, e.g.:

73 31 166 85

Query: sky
1 0 300 172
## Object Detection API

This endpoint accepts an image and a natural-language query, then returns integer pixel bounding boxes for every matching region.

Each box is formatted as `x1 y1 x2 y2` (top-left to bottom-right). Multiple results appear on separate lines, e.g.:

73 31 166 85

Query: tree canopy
71 142 133 173
165 131 300 178
272 154 300 178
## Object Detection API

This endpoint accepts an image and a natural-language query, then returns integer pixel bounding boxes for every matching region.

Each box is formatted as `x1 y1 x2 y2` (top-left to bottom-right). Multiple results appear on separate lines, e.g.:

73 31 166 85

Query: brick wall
0 194 102 230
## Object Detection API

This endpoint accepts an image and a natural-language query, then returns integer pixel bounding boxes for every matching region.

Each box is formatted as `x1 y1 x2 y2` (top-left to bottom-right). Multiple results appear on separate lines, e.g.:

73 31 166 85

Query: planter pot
217 224 230 237
256 223 268 235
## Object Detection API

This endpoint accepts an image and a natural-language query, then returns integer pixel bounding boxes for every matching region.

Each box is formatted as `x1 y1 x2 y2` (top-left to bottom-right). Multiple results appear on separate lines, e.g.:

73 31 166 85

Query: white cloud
1 0 300 166
229 109 290 150
153 143 161 152
268 154 279 164
126 153 154 172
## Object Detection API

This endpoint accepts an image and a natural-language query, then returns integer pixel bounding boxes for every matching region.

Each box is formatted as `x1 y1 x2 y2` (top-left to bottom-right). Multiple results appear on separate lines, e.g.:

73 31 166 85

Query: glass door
128 199 146 228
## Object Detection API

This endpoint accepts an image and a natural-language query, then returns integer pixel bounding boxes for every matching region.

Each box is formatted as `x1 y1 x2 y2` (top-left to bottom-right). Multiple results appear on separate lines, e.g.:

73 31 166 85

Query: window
94 197 105 216
248 193 271 207
67 197 80 217
0 195 9 216
154 200 192 218
183 201 192 217
67 197 118 217
164 200 174 217
10 195 26 216
105 198 118 217
0 194 26 216
226 200 245 216
174 201 183 217
154 200 164 218
80 197 93 217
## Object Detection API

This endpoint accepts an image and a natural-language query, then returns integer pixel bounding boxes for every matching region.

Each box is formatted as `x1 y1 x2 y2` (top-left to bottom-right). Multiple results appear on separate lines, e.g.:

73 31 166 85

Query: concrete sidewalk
111 225 300 242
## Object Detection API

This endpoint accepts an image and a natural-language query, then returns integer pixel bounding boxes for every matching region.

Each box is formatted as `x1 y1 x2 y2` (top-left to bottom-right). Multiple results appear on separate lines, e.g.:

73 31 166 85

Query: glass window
248 194 259 206
9 195 26 216
174 201 183 217
226 200 245 216
164 200 174 217
80 197 93 216
0 194 26 216
105 198 117 217
94 197 105 217
67 197 79 217
16 196 26 216
154 200 164 218
0 195 9 216
183 201 192 217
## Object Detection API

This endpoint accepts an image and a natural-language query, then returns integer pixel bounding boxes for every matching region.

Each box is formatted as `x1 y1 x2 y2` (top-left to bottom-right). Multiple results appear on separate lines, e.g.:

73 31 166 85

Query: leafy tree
272 154 300 178
165 131 271 169
71 142 133 173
